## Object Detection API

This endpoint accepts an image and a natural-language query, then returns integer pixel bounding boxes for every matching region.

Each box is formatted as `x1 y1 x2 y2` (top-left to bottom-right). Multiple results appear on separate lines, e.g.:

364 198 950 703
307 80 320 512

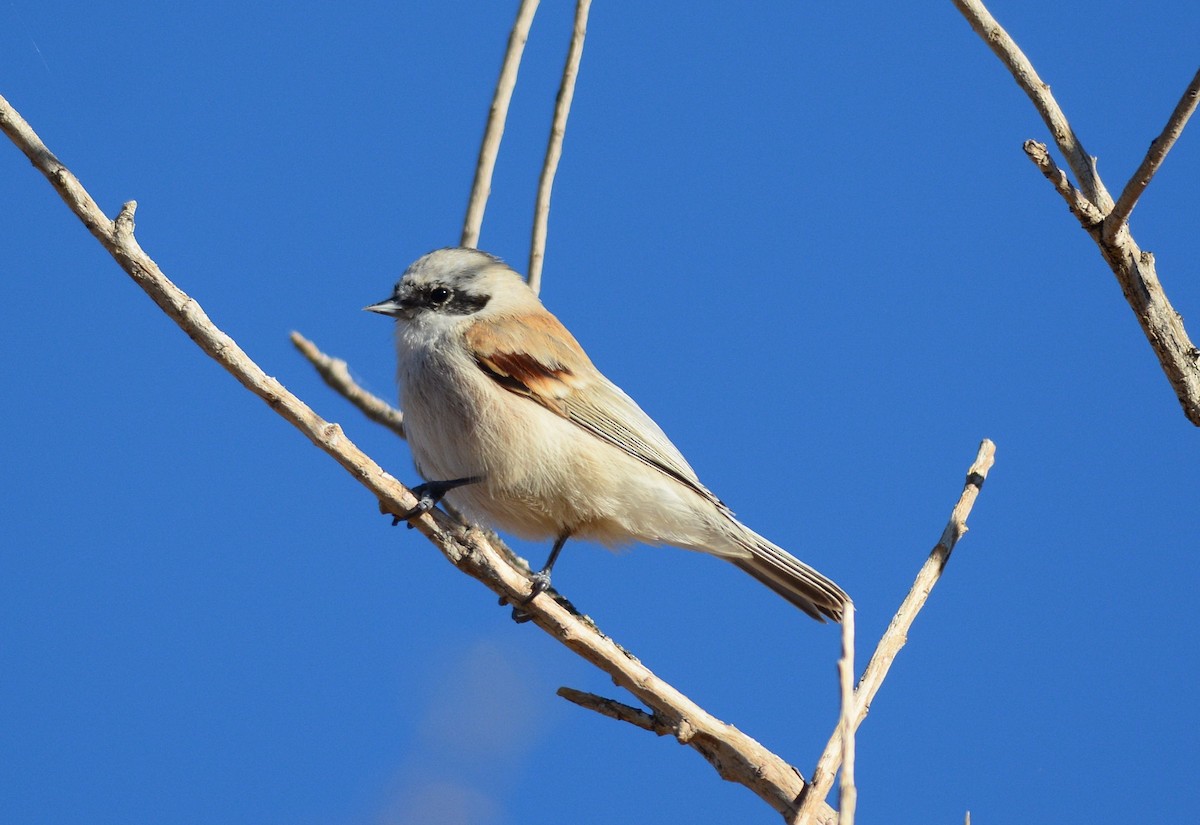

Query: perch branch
461 0 541 249
953 0 1200 426
795 440 996 824
286 331 837 820
0 91 835 825
290 331 406 440
527 0 591 295
1104 66 1200 240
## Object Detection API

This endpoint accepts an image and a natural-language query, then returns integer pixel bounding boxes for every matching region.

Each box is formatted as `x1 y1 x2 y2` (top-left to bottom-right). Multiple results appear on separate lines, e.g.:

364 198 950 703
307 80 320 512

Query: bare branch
837 605 857 825
290 331 406 440
557 687 676 736
951 0 1113 211
1022 140 1104 225
527 0 591 295
1021 138 1200 426
1022 140 1105 227
1104 66 1200 239
954 0 1200 426
796 440 996 824
1086 232 1200 426
0 91 836 825
461 0 541 249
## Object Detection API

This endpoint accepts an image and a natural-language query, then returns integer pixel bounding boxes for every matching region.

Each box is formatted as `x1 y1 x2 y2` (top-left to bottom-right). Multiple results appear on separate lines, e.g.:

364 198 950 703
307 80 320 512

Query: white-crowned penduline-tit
365 247 849 622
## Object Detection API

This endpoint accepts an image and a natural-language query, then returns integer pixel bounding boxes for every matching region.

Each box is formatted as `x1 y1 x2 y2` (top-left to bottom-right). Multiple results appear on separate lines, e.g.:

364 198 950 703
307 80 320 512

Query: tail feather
731 537 849 623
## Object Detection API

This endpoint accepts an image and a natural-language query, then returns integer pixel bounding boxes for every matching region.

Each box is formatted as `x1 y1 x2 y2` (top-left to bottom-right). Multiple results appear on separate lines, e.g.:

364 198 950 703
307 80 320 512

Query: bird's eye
428 286 452 306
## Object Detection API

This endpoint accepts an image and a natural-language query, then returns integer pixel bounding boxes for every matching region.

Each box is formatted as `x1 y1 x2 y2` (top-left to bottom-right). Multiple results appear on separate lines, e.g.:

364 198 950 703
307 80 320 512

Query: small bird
365 248 849 622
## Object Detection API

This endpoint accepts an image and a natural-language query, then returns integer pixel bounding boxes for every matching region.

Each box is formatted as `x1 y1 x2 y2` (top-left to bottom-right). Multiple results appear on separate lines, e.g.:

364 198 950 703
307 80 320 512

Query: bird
365 247 849 622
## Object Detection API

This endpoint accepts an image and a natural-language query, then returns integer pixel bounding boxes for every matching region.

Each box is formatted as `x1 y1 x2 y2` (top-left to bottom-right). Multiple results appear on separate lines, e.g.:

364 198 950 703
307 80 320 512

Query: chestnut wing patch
466 316 728 513
473 349 575 412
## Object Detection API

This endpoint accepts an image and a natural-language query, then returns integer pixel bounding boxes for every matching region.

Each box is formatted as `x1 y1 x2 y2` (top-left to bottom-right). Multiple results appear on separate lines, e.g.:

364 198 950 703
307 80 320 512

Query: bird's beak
363 297 404 317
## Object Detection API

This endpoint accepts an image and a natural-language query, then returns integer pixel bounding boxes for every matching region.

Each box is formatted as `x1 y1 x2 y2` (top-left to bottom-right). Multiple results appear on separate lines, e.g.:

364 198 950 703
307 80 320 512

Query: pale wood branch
527 0 591 295
1021 140 1105 227
1104 66 1200 240
286 337 841 823
953 0 1200 426
836 605 857 825
557 687 676 736
795 440 996 824
950 0 1112 210
290 331 406 440
461 0 541 249
0 91 835 825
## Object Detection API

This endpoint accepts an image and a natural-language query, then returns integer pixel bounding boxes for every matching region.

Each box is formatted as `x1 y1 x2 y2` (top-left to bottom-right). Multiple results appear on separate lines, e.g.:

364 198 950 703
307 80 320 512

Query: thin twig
1104 66 1200 240
527 0 591 295
1022 141 1105 227
0 91 836 825
795 440 996 824
557 687 676 736
837 605 857 825
950 0 1112 211
290 331 406 439
461 0 541 249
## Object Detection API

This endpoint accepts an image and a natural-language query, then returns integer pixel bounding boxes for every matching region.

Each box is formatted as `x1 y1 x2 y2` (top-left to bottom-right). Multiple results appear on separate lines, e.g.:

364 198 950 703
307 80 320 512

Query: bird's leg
393 476 483 525
524 533 569 601
510 532 571 623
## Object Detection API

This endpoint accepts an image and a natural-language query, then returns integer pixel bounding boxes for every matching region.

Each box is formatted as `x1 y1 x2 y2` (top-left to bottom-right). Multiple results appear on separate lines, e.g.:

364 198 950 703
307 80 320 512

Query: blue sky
3 2 1198 823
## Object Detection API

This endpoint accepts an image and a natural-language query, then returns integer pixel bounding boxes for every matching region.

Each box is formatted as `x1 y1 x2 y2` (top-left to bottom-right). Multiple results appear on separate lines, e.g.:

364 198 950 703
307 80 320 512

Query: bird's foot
503 570 552 623
390 477 482 526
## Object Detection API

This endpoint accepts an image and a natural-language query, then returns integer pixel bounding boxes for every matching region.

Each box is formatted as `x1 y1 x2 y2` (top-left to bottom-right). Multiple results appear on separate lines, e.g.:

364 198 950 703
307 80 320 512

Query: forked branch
950 0 1112 210
952 0 1200 425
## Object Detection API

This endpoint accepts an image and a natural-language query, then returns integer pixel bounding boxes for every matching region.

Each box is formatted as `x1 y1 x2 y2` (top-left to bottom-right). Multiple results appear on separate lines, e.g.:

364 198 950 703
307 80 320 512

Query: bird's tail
730 533 849 623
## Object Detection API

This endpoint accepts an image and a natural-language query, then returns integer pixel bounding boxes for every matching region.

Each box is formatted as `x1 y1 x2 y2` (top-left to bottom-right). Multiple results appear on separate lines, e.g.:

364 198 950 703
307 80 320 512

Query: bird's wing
465 312 730 513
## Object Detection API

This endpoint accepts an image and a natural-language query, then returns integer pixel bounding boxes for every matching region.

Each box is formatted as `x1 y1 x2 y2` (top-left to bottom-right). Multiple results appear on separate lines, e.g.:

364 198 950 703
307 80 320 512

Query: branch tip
290 332 407 440
795 439 996 824
557 687 673 736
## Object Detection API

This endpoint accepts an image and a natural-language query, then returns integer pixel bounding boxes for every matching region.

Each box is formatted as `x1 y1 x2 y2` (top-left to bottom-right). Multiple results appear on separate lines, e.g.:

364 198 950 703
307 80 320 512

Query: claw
398 485 440 520
523 570 552 602
508 571 552 622
500 535 568 624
